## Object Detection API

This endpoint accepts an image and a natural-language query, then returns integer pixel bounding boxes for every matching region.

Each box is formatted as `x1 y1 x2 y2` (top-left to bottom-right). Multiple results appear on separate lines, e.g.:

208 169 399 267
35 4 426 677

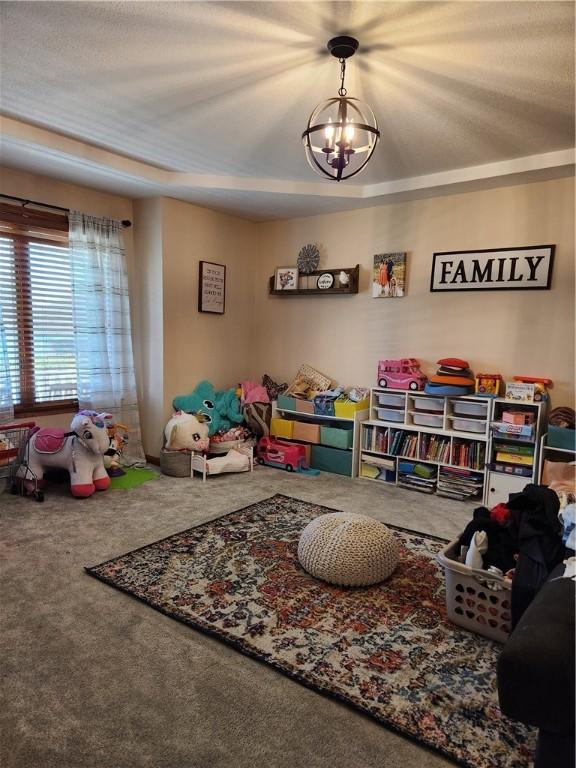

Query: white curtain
0 299 14 424
69 212 144 460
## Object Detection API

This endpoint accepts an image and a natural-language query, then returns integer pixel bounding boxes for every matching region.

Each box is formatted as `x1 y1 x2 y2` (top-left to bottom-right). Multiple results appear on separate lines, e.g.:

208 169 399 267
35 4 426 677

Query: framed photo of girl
372 252 406 298
198 261 226 314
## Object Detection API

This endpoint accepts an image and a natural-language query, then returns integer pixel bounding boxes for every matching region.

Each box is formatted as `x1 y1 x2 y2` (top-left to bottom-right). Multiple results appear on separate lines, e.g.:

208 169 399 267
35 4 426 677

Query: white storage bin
451 417 486 433
412 396 444 413
377 393 405 407
452 400 488 417
376 407 405 422
411 412 443 428
437 540 511 643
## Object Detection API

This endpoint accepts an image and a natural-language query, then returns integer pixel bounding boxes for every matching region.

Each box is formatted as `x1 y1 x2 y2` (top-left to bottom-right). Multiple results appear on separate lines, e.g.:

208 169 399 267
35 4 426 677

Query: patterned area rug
86 494 534 768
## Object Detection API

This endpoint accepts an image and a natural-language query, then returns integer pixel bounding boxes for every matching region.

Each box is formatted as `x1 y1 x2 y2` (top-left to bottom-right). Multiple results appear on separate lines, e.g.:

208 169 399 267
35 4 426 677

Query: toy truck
256 437 310 473
377 358 427 391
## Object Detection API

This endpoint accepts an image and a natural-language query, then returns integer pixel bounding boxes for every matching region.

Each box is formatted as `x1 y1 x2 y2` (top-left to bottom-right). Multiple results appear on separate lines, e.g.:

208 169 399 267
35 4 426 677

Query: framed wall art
372 252 406 298
430 245 555 292
198 261 226 314
274 266 299 291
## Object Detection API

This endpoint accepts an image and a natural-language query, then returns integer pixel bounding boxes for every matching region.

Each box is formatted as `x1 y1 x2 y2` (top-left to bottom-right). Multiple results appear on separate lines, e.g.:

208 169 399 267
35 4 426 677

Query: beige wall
161 197 258 420
254 177 575 407
2 167 573 457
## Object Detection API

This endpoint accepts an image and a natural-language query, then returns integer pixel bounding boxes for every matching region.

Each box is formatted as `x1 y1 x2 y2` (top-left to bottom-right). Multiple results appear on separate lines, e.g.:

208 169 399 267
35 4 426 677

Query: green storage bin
547 426 576 451
277 393 297 411
320 425 353 449
311 445 353 476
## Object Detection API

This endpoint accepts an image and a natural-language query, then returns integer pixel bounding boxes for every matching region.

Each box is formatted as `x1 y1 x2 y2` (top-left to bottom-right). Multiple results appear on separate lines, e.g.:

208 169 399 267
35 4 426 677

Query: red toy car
377 358 427 391
256 437 309 472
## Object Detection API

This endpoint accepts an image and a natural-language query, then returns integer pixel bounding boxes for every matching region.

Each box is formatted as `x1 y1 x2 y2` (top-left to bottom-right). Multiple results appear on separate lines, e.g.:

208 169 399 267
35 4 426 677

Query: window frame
0 206 78 415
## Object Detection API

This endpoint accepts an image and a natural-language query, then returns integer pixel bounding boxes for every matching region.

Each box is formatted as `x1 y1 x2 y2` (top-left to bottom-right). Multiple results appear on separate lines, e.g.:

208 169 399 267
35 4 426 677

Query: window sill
15 400 79 418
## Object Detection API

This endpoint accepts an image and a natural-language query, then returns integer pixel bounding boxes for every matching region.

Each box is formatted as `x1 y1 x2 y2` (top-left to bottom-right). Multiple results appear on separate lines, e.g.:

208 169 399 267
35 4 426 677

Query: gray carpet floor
1 466 478 768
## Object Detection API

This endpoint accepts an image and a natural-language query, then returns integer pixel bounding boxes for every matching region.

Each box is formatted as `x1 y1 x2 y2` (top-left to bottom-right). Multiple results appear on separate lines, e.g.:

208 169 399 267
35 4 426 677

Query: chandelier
302 36 380 182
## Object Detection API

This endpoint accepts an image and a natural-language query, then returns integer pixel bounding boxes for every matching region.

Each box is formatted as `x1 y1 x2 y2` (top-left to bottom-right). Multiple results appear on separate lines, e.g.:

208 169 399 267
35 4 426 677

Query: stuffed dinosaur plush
172 380 243 436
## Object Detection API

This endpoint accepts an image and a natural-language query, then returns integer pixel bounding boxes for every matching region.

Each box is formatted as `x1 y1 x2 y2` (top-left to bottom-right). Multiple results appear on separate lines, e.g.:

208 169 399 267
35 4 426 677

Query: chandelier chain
338 58 347 97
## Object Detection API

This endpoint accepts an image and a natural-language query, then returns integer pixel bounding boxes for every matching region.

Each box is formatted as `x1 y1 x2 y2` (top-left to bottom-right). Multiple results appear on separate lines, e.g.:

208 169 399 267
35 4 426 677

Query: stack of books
360 454 395 482
437 467 484 500
452 440 486 470
419 434 450 463
494 442 534 467
363 425 390 454
398 462 437 493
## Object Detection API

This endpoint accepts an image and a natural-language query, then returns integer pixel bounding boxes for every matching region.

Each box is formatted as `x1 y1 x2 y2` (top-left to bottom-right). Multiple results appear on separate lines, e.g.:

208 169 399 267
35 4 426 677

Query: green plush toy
172 380 243 436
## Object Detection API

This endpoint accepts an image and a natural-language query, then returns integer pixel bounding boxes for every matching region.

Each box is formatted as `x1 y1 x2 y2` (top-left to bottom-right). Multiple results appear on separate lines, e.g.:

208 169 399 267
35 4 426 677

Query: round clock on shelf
317 272 334 289
297 243 320 274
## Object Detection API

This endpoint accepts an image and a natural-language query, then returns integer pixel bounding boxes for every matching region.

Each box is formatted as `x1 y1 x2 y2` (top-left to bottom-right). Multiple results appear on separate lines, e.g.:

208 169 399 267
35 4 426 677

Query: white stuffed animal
164 411 210 452
25 411 112 498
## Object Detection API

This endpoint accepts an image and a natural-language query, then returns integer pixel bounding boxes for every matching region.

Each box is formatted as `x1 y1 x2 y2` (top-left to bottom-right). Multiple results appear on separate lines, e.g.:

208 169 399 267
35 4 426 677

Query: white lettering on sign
430 246 554 292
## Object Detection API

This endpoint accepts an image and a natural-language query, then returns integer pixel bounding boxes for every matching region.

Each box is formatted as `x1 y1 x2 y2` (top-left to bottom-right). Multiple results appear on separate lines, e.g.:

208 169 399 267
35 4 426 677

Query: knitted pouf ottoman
297 512 399 587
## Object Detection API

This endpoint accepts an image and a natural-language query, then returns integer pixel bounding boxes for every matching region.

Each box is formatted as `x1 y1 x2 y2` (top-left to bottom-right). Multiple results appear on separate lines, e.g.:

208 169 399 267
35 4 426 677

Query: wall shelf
269 265 359 296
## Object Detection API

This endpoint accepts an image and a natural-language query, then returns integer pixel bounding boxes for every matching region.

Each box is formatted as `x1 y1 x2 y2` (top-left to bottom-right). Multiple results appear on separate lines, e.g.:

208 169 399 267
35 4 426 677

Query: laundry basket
437 540 512 643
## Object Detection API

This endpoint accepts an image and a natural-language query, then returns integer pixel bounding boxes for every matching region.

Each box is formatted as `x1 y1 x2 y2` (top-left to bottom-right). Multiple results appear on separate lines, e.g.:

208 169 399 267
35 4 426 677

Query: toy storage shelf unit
272 398 368 477
360 388 491 501
485 398 546 508
537 432 576 483
268 265 359 296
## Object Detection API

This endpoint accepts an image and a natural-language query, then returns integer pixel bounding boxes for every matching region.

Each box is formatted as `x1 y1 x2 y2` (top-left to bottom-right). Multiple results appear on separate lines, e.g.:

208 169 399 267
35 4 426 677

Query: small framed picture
198 261 226 314
274 266 299 291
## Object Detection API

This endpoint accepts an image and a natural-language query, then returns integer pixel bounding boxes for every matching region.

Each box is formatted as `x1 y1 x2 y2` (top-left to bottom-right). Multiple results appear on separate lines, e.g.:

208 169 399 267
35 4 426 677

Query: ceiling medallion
302 36 380 182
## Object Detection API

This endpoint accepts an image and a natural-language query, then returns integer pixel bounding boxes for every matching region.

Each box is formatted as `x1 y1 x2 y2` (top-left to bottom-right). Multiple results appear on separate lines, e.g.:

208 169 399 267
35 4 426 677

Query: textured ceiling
0 1 574 218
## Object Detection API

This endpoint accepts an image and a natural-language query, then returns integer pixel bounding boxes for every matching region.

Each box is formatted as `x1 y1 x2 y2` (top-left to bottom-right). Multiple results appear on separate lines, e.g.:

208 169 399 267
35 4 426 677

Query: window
0 204 77 413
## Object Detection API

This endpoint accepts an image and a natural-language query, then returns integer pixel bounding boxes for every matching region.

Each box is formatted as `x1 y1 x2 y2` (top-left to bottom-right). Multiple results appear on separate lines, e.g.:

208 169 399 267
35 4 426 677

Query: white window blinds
0 209 77 409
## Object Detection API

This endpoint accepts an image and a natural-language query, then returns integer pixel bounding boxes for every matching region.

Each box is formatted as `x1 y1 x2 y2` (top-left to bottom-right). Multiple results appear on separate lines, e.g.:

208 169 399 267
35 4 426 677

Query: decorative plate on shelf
297 243 320 274
317 272 334 289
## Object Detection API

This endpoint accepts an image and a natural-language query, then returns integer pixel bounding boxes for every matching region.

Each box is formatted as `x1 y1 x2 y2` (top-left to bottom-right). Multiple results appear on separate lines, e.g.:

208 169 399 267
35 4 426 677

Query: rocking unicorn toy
25 410 112 498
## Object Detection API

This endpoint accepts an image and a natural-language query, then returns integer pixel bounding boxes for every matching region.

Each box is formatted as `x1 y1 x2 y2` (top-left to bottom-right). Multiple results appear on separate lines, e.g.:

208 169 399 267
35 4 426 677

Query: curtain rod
0 193 132 228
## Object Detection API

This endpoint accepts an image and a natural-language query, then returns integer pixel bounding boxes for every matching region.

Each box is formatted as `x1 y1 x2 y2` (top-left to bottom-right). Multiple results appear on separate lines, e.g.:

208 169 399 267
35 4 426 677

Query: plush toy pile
172 380 244 436
425 358 475 396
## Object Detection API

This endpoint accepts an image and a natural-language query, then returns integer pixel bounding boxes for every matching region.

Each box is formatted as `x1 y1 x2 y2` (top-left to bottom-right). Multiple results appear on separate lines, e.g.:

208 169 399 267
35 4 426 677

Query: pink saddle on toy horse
33 428 70 454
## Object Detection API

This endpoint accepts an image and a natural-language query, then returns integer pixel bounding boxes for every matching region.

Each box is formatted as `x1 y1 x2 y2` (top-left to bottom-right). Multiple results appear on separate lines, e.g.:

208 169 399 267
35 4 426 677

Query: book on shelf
361 454 395 471
494 442 534 455
495 452 533 466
